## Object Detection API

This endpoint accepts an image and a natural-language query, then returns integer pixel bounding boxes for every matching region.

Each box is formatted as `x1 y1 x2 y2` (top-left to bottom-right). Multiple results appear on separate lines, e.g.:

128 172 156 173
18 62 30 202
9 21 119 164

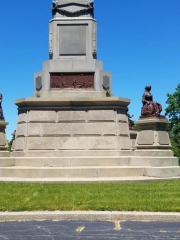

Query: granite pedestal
135 117 171 149
0 120 10 160
0 120 9 151
12 97 131 157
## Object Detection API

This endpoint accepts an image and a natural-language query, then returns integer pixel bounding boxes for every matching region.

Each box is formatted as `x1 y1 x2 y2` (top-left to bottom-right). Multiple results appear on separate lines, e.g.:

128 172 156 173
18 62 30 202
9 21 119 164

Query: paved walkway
0 220 180 239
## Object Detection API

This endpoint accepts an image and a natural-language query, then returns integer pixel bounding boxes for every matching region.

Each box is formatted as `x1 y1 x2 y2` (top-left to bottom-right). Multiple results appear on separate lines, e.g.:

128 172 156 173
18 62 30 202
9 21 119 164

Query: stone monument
135 85 171 149
12 0 131 157
0 1 179 182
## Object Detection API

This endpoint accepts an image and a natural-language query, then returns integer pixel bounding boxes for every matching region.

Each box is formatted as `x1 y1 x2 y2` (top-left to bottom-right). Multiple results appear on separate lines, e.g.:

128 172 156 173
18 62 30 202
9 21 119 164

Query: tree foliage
8 139 13 152
165 83 180 159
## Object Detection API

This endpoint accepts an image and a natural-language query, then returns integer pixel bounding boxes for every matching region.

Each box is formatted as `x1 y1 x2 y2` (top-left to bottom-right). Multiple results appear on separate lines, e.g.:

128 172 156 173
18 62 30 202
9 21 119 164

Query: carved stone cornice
52 1 94 18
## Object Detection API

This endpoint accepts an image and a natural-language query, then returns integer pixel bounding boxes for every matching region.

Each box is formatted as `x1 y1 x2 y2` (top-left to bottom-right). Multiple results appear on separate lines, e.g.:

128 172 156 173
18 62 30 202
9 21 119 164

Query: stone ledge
0 152 11 157
135 117 170 126
0 121 9 127
15 97 130 109
11 150 176 157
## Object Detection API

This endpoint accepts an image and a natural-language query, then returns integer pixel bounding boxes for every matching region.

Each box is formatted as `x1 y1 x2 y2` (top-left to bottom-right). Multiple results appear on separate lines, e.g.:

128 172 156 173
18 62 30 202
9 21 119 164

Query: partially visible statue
0 91 4 120
141 85 162 117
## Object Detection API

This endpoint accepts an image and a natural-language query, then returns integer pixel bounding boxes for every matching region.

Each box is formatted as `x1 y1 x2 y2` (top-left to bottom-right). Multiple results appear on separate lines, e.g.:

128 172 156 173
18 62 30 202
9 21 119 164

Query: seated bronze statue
141 85 162 117
0 92 4 120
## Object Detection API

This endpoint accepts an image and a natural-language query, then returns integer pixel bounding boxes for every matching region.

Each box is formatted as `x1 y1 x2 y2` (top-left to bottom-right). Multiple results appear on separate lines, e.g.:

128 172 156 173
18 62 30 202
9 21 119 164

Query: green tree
165 83 180 160
8 139 13 152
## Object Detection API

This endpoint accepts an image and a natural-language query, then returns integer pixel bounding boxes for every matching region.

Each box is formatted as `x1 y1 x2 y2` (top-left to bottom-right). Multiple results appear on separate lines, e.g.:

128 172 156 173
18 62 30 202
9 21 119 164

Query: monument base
135 117 171 149
0 120 9 152
0 101 178 182
13 97 131 156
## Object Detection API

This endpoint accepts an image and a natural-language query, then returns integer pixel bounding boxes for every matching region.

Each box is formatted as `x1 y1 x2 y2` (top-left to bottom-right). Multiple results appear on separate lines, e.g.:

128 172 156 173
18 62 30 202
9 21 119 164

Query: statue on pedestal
0 91 4 120
141 85 163 117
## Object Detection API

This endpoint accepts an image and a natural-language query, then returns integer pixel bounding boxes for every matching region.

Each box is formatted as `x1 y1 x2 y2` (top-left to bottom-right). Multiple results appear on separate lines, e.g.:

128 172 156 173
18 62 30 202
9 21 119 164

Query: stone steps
0 166 180 179
0 156 178 167
11 150 175 157
0 154 179 182
0 176 180 183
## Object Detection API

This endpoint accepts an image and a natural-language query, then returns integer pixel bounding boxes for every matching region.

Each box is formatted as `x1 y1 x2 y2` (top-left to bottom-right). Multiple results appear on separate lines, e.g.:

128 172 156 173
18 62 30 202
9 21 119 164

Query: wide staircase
0 151 179 182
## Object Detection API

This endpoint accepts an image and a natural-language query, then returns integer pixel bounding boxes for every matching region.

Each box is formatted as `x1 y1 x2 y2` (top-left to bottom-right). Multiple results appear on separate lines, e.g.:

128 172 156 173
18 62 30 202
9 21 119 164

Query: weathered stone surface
16 124 26 137
120 137 131 150
27 137 56 150
58 137 86 150
28 123 41 136
0 121 9 150
88 137 117 150
137 130 154 145
144 167 180 178
72 123 102 135
14 138 25 151
42 123 71 136
158 131 171 145
59 25 87 56
118 123 129 136
88 110 115 122
135 118 172 150
117 113 128 122
18 113 27 123
0 133 6 146
97 167 144 178
130 130 137 150
29 111 56 122
11 140 15 151
57 111 86 122
39 91 105 98
102 123 116 135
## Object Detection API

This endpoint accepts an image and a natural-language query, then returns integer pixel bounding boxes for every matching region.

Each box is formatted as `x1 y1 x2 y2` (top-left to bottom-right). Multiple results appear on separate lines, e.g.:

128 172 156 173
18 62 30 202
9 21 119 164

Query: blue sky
0 0 180 140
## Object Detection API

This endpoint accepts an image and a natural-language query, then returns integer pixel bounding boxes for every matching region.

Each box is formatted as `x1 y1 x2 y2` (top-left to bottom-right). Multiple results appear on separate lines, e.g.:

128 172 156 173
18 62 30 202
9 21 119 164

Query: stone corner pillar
0 120 9 152
129 130 138 150
135 117 171 149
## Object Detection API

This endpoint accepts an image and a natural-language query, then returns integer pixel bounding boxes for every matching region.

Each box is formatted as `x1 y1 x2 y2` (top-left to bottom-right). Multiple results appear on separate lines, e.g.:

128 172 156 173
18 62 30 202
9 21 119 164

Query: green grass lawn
0 181 180 212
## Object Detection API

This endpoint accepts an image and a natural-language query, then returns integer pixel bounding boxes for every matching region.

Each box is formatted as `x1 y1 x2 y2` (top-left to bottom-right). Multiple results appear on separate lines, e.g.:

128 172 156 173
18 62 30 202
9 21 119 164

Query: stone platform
0 101 179 183
12 97 131 155
0 151 179 182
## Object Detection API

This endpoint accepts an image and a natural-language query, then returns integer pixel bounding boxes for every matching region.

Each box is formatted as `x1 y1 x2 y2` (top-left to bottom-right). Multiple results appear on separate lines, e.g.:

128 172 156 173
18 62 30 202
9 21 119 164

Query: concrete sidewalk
1 211 180 222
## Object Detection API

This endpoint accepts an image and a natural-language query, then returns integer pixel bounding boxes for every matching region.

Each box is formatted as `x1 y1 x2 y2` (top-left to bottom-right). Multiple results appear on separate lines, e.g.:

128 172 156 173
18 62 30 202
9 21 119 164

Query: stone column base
0 120 9 151
13 97 131 157
135 117 171 149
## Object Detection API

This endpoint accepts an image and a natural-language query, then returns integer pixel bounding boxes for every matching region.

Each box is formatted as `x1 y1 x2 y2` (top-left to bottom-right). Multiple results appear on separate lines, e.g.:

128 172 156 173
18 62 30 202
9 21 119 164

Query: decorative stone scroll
52 1 94 18
50 73 94 89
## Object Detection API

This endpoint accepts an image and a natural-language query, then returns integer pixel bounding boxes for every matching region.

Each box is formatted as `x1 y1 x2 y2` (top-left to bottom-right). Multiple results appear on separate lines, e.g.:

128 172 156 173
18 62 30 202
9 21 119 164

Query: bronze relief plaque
50 73 94 89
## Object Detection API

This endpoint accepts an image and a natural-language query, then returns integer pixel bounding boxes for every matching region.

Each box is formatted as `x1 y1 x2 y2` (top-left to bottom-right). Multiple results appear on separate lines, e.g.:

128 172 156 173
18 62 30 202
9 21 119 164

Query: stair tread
0 166 180 169
13 156 177 159
0 176 179 183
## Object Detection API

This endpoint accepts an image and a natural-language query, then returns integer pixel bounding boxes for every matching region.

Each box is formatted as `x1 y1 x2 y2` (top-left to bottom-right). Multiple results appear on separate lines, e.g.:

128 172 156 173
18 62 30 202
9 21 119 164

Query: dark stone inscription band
50 73 94 89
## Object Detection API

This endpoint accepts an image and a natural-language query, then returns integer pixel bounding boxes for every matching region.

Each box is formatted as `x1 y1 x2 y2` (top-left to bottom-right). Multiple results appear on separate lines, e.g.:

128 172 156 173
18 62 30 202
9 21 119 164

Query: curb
1 211 180 222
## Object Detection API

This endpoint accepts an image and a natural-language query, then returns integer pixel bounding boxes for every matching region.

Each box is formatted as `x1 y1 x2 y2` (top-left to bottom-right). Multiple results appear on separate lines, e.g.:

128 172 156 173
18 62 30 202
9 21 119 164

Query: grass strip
0 181 180 212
